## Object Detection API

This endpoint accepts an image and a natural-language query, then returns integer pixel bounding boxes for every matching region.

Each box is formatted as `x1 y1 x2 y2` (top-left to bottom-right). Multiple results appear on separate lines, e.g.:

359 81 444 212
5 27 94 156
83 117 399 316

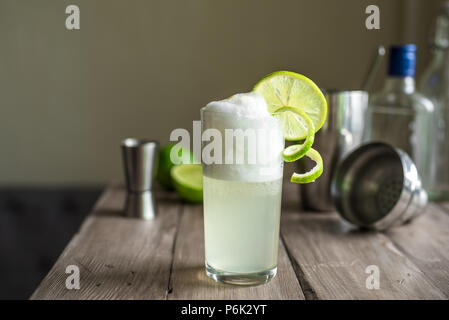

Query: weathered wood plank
385 204 449 297
281 210 446 299
168 204 304 300
282 175 301 212
437 202 449 214
31 187 180 300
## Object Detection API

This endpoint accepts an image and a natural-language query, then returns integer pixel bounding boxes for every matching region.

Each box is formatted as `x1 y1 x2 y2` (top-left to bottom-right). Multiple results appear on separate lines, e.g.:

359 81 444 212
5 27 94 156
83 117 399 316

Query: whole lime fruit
156 144 194 189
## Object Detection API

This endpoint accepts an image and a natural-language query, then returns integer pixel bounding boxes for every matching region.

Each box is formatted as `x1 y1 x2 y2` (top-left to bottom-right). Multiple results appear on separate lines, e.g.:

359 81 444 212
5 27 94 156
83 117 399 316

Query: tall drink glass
200 94 284 285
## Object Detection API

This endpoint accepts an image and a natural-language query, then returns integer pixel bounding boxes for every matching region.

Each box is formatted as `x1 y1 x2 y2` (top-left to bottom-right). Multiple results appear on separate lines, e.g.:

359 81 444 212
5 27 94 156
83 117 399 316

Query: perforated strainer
331 143 428 230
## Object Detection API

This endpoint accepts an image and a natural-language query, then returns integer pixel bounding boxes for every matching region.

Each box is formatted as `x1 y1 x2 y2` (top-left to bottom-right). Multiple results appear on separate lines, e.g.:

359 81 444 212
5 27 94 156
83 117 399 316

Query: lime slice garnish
253 71 327 141
253 71 327 184
274 106 315 162
170 164 203 203
291 148 323 183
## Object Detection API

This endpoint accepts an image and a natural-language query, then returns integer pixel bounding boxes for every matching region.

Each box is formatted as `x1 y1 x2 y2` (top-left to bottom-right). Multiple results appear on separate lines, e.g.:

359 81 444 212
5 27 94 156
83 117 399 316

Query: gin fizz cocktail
199 71 327 286
201 92 284 285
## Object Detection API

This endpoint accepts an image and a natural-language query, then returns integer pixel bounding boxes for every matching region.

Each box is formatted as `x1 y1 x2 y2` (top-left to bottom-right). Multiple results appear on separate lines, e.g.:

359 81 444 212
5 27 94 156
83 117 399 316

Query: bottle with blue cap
363 44 434 193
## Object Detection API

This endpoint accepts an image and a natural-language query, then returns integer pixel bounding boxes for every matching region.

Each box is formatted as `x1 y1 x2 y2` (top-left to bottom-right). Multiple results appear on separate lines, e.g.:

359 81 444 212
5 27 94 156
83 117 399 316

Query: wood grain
281 176 301 212
31 184 449 300
31 186 181 300
385 204 449 297
167 204 305 300
438 202 449 214
280 209 446 299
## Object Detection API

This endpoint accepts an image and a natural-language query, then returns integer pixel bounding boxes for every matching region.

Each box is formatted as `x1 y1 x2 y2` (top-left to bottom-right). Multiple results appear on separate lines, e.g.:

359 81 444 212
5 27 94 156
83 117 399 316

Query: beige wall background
0 0 443 185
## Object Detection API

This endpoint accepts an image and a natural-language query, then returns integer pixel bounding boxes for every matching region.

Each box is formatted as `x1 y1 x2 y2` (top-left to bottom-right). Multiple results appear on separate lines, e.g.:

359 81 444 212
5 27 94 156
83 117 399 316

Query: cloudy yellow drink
201 92 284 285
203 176 282 274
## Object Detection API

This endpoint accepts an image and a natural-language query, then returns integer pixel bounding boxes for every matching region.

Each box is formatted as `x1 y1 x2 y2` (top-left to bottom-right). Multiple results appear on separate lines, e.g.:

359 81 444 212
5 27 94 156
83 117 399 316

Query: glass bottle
363 45 434 196
419 2 449 201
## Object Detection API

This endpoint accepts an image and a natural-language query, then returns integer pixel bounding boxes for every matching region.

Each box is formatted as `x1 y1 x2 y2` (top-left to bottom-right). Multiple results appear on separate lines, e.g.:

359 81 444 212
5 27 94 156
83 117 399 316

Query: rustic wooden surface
31 183 449 300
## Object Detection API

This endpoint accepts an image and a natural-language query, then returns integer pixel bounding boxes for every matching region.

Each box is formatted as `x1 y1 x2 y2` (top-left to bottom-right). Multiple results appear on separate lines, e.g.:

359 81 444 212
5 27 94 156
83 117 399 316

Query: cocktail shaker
299 90 369 211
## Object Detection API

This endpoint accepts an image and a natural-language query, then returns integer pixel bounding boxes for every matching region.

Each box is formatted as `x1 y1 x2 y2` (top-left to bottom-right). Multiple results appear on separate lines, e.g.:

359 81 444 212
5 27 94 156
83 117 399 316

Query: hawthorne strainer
331 143 428 230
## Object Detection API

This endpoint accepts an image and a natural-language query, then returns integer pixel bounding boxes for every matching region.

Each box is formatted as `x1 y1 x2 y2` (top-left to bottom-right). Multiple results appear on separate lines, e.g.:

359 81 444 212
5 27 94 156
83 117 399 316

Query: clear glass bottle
419 2 449 201
363 45 434 196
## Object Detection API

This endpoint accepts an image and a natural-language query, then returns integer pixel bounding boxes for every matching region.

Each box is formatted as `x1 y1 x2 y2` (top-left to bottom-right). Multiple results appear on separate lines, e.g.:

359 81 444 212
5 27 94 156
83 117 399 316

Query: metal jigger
121 138 159 220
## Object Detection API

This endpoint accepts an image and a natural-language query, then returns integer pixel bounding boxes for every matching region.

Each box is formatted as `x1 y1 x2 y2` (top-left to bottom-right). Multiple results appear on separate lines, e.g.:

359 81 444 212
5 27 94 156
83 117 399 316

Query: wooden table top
31 182 449 300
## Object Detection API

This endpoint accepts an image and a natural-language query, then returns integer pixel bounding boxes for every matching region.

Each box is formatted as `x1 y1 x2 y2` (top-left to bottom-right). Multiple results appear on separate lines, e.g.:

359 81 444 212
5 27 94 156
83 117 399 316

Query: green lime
171 164 203 203
253 71 327 141
274 106 315 162
253 71 327 184
156 144 194 190
290 148 323 184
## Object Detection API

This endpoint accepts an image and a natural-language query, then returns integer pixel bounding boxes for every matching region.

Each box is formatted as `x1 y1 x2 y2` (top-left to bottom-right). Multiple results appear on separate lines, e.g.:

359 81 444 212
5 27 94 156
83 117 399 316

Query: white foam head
201 92 284 182
203 92 271 118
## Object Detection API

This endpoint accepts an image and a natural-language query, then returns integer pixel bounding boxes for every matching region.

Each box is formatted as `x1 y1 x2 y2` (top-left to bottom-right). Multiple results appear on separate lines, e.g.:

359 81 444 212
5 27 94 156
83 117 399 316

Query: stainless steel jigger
121 138 159 220
331 143 428 230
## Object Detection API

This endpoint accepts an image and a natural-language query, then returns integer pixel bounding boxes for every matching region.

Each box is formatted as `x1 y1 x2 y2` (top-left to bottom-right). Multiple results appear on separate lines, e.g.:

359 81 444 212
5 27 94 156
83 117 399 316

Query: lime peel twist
273 106 323 184
290 148 323 184
273 106 315 163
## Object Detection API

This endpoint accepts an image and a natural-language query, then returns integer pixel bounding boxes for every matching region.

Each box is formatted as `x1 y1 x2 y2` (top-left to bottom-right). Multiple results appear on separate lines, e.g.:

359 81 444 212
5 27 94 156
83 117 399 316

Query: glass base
206 263 277 286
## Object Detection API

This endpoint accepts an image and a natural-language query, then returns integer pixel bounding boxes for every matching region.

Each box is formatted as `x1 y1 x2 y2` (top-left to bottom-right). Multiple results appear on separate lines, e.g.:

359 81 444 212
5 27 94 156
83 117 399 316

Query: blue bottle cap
388 44 417 77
